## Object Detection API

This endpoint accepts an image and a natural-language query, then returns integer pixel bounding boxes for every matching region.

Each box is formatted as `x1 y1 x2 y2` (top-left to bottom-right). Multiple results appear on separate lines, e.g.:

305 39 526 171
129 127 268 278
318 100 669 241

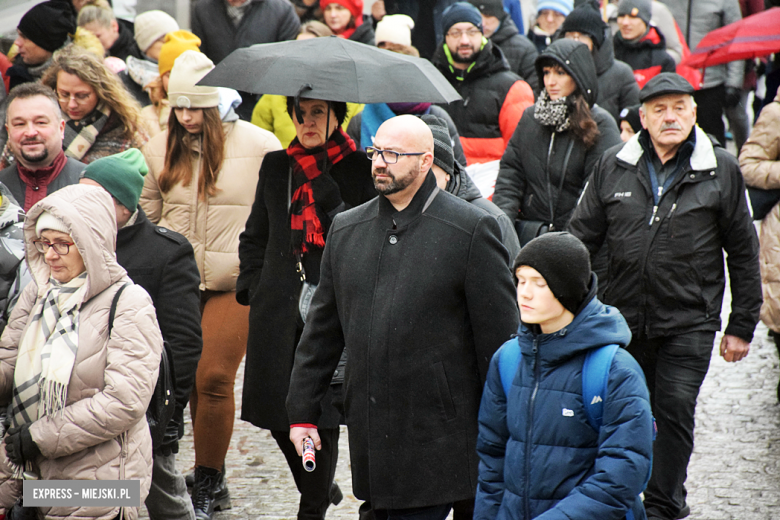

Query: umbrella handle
294 84 313 124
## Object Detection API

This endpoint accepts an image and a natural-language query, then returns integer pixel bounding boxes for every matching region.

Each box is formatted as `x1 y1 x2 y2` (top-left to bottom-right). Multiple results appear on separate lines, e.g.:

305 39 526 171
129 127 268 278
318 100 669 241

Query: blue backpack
497 340 653 520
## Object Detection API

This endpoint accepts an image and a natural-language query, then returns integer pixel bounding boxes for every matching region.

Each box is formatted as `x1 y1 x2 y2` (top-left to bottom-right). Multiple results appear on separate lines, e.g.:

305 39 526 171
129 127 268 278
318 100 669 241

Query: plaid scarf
287 128 355 256
11 272 88 434
63 102 111 161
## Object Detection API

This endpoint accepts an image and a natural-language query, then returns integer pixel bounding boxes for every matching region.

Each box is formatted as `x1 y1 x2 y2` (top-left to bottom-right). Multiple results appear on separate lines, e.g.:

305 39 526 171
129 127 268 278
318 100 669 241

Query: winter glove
5 424 40 466
310 173 344 215
724 87 742 108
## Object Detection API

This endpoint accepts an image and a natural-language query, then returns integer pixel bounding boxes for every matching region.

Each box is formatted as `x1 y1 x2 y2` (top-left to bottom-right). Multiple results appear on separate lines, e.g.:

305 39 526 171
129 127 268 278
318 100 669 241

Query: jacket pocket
433 361 456 421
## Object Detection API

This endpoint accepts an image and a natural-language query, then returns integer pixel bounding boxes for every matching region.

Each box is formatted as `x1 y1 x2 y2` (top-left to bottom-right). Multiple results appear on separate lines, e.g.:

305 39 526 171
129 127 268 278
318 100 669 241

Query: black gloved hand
310 173 343 214
5 424 40 466
724 87 742 108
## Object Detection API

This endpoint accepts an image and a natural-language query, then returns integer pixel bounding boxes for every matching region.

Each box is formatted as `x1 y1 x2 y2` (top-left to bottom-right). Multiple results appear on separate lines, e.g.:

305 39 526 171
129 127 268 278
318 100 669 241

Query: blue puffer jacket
475 280 653 520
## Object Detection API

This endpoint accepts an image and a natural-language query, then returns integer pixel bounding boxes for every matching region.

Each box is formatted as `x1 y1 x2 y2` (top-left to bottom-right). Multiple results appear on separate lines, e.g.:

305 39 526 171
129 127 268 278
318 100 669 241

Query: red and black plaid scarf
288 127 356 256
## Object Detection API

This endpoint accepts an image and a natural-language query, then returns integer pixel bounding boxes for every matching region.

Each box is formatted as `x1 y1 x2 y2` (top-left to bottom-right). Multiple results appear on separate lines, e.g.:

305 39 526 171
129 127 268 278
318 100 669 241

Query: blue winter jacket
474 283 653 520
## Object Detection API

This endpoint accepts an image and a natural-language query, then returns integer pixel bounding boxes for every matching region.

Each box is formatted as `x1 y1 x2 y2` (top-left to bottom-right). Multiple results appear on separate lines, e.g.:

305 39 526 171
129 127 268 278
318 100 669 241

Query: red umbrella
681 7 780 69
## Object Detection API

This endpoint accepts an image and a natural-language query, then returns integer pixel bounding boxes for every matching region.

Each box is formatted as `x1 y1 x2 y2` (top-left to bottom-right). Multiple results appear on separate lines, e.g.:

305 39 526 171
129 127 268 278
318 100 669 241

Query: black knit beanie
512 232 591 314
468 0 505 19
18 0 76 53
560 4 606 49
442 2 484 35
420 114 454 177
619 105 642 133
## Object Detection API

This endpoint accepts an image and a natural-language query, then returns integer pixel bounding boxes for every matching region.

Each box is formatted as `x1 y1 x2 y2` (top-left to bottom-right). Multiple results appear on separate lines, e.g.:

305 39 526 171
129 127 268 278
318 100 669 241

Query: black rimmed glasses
366 147 425 164
32 240 75 255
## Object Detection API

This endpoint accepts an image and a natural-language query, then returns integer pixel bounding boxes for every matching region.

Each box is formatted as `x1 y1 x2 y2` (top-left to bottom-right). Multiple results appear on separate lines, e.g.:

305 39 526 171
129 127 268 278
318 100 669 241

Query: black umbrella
198 36 461 104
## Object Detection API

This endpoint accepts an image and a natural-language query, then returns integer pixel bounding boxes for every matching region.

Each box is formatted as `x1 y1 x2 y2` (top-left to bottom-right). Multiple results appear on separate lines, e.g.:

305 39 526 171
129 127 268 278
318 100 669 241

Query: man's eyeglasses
446 28 482 39
56 91 93 104
32 240 75 255
366 147 425 164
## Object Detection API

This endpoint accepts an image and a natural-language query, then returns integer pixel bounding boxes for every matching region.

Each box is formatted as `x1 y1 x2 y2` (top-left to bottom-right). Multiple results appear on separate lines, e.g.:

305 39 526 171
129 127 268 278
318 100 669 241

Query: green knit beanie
81 149 149 210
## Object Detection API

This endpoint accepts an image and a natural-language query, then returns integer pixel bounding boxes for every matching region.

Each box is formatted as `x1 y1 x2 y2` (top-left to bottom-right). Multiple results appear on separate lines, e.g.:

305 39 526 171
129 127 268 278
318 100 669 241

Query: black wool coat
237 150 376 431
286 172 519 509
116 208 203 450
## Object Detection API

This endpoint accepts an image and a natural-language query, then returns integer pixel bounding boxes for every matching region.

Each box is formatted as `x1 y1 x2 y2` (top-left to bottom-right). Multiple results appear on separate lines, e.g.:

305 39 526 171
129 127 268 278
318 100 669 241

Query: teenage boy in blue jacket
475 232 654 520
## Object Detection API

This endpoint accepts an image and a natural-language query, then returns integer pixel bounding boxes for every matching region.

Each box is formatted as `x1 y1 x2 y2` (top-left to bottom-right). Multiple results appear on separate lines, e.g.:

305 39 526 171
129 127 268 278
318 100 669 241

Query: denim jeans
626 330 717 520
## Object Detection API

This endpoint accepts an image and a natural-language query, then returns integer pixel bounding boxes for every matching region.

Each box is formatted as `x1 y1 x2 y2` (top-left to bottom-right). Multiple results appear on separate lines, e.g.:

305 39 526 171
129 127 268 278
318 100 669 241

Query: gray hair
77 5 116 29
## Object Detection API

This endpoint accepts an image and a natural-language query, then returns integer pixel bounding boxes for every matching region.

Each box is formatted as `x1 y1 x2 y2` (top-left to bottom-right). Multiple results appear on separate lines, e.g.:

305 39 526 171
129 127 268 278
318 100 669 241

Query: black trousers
373 503 453 520
271 428 340 520
626 330 716 520
693 85 726 147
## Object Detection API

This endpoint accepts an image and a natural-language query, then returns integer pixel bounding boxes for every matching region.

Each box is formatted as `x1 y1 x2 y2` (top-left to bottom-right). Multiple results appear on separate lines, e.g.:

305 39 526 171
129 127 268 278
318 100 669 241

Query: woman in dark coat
492 38 621 245
237 97 375 520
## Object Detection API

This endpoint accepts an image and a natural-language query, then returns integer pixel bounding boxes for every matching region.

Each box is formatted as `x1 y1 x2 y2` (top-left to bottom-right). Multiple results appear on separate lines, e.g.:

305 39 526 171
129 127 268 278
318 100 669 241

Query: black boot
192 466 231 520
772 330 780 402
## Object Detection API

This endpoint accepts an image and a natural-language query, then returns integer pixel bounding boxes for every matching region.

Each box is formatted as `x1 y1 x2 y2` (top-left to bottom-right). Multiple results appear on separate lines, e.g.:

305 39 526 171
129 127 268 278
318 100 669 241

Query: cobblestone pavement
142 290 780 520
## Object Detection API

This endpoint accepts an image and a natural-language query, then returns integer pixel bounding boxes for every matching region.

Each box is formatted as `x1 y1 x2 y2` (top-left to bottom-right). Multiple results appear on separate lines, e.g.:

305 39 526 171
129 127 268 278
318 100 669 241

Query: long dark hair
159 107 226 198
567 93 600 149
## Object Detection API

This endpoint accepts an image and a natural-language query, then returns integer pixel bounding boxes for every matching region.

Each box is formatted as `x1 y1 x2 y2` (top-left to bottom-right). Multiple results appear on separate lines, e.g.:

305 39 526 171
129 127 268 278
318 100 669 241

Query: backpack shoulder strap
582 344 619 431
498 339 521 397
108 282 133 335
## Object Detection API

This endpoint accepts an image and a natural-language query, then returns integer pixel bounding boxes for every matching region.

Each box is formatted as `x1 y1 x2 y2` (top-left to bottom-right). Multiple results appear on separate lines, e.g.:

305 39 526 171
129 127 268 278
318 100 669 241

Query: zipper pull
657 186 663 199
649 205 658 226
669 203 677 217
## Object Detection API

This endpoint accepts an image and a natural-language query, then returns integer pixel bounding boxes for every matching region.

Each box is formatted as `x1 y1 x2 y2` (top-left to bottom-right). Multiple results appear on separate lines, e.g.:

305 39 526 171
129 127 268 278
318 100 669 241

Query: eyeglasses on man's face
32 240 75 255
446 28 482 39
366 147 425 164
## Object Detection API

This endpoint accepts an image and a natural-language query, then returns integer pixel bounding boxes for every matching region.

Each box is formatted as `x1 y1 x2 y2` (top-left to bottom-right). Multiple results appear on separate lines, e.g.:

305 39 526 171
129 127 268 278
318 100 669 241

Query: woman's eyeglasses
32 240 75 255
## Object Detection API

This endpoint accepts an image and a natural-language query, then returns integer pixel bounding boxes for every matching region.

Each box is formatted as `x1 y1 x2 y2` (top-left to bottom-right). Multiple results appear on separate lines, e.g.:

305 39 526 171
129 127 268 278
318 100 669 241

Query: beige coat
0 185 163 519
740 91 780 331
139 102 170 138
141 119 281 292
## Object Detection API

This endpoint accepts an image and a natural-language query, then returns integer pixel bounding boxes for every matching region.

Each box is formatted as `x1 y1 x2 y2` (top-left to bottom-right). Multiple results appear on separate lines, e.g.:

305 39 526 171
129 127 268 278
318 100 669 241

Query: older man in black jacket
568 73 762 520
80 149 203 520
287 115 518 520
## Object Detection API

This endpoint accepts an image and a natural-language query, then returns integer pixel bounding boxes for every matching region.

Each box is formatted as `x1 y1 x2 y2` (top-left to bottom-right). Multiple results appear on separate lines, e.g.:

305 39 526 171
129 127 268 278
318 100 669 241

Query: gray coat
658 0 744 89
0 157 84 212
191 0 300 65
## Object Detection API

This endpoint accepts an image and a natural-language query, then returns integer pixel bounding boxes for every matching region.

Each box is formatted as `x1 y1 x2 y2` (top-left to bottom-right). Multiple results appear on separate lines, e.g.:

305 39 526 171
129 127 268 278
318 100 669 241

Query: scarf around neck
12 272 88 432
287 128 355 256
64 102 111 161
534 90 571 133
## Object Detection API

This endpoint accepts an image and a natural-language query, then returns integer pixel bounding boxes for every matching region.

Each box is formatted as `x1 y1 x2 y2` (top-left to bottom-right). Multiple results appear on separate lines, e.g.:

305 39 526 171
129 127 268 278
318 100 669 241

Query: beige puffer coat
140 119 281 292
740 91 780 331
0 185 163 520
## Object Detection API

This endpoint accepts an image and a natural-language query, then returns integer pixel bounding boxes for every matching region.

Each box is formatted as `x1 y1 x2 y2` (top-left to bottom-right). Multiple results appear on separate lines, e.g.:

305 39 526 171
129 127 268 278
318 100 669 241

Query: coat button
710 171 715 176
389 235 398 244
690 174 695 179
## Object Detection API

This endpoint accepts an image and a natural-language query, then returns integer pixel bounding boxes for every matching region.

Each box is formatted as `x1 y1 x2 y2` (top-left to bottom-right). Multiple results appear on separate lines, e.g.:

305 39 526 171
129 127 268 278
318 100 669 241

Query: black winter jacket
348 15 375 45
116 208 202 452
568 126 762 342
287 172 519 509
490 16 539 91
447 162 520 262
613 26 676 88
108 22 144 62
237 150 376 431
592 31 640 122
493 39 622 229
191 0 300 65
432 40 531 164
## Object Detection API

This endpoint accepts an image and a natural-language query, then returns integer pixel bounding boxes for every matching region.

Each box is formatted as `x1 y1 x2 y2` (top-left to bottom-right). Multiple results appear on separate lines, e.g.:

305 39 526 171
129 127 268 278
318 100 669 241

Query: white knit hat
134 10 179 53
375 14 415 47
36 211 69 237
167 50 220 109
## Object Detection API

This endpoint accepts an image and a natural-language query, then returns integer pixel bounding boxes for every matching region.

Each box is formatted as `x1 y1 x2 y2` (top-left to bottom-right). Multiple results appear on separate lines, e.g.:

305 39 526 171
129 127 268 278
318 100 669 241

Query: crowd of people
0 0 777 520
